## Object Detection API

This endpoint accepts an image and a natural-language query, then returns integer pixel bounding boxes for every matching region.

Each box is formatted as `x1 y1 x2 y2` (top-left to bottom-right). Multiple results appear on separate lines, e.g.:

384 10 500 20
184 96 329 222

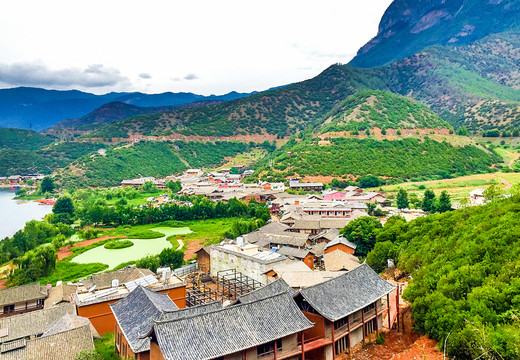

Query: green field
72 227 192 269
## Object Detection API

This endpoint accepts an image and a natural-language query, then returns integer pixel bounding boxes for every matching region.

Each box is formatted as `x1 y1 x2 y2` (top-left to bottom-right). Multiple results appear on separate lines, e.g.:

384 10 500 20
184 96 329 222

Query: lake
0 189 53 239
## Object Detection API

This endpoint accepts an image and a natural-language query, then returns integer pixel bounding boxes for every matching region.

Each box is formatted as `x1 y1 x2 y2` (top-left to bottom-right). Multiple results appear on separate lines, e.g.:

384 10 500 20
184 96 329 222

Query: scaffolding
186 284 219 306
216 269 263 300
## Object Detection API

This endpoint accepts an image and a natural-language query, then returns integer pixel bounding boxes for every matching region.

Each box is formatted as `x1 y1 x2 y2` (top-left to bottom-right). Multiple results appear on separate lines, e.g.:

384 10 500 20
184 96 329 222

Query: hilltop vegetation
55 140 256 188
319 90 449 133
0 127 55 151
0 142 105 176
365 195 520 359
252 137 500 183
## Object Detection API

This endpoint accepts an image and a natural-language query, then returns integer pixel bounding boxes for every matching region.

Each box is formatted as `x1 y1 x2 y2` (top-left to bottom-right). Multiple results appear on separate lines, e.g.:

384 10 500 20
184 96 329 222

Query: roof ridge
154 291 291 325
301 262 370 291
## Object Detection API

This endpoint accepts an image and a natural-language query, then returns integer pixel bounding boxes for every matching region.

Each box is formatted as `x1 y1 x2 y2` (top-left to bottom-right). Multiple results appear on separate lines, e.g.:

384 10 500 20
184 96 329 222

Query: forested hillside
318 90 449 133
251 137 500 183
365 196 520 359
0 128 55 151
0 142 105 176
55 141 256 188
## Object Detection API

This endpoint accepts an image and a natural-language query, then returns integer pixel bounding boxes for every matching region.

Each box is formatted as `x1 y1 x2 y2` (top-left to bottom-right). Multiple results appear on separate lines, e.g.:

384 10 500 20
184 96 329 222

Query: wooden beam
301 331 305 360
375 300 379 336
361 309 366 344
331 321 335 359
387 293 391 329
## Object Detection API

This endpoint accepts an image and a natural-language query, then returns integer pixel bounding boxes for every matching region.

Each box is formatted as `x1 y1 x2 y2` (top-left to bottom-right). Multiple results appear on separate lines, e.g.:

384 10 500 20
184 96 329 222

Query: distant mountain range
0 87 253 130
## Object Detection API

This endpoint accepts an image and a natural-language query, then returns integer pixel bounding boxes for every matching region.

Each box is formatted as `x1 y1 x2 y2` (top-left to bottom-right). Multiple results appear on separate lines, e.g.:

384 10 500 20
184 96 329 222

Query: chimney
112 279 119 288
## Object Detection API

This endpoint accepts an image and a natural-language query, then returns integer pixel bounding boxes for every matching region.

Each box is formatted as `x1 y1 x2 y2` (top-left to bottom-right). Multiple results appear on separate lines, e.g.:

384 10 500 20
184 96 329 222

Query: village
0 166 420 360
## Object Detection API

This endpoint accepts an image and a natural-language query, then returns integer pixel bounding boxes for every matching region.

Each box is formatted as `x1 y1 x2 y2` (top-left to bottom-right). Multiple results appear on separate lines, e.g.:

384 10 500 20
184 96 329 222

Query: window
257 339 282 356
363 302 375 313
3 305 14 314
334 336 349 355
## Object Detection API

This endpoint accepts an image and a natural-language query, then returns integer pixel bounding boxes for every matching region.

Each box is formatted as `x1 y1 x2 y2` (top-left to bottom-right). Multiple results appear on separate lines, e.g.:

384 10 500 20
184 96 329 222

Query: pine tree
422 189 436 212
397 189 409 209
437 191 452 213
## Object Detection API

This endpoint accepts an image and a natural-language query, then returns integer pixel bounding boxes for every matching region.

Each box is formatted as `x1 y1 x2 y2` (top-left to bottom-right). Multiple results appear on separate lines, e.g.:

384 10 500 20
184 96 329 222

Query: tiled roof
0 303 76 344
153 292 313 360
276 246 310 259
42 313 98 338
311 228 340 242
309 242 328 257
110 286 178 354
324 235 357 251
278 271 341 288
0 283 47 307
81 267 154 290
158 300 223 322
244 232 309 248
323 250 360 272
235 279 297 304
298 263 395 321
0 324 94 360
44 284 77 309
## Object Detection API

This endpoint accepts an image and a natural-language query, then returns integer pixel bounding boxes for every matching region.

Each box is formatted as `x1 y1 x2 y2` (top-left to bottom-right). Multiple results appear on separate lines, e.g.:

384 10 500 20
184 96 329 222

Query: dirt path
57 235 127 260
503 149 520 169
176 239 184 250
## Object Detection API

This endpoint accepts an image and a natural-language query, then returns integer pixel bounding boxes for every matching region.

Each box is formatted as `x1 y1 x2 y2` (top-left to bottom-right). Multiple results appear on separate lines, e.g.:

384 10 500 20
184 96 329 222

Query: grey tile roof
82 267 154 290
311 228 340 242
41 313 98 339
0 303 76 344
257 222 290 233
298 263 395 321
324 235 357 251
323 250 360 272
235 279 297 304
157 300 223 322
153 292 313 360
0 283 47 307
44 284 77 309
0 324 94 360
110 286 178 354
309 242 327 257
276 246 310 259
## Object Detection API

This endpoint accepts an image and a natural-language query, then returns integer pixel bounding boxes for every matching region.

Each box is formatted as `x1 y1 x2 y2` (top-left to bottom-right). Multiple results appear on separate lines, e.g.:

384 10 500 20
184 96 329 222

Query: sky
0 0 393 96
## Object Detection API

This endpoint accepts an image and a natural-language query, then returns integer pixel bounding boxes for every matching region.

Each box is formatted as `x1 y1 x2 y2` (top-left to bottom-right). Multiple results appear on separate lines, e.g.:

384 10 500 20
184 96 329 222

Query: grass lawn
213 148 267 170
93 332 121 360
39 259 108 286
372 172 520 201
161 218 237 246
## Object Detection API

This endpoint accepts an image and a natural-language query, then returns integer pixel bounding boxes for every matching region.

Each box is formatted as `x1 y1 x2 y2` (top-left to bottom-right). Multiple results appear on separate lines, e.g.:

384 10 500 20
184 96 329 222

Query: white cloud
0 0 393 95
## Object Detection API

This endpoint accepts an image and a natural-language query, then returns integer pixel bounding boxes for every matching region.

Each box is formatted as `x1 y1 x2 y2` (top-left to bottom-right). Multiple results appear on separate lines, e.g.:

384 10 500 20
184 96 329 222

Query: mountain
89 30 520 138
0 87 253 130
0 127 55 151
350 0 520 68
49 100 224 130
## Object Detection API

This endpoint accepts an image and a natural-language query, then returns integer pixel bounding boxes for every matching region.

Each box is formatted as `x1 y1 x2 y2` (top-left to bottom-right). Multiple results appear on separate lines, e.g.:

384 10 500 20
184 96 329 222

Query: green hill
252 137 500 183
0 142 105 176
55 140 256 188
319 90 450 133
368 196 520 359
0 127 55 151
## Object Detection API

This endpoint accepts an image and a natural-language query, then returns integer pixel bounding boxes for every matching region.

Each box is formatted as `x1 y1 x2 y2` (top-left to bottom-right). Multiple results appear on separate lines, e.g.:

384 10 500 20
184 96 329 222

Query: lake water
0 189 53 239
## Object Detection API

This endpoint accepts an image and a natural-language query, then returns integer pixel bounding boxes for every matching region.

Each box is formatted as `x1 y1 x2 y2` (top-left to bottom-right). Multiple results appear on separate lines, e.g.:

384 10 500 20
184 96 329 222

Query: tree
40 177 55 193
340 217 383 257
456 126 469 136
483 185 503 202
166 180 182 193
158 248 184 269
53 196 74 216
396 189 409 209
358 175 382 188
422 189 436 212
437 190 452 213
136 255 160 273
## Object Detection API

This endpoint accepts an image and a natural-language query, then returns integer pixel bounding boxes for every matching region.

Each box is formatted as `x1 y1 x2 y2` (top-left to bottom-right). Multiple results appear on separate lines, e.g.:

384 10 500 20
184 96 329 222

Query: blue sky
0 0 393 95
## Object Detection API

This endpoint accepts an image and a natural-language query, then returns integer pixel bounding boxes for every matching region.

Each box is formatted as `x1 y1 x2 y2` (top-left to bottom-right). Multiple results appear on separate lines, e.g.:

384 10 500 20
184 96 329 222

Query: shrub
104 240 134 249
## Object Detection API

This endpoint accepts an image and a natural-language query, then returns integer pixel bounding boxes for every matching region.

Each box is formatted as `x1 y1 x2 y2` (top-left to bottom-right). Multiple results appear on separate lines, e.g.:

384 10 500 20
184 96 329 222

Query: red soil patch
57 235 127 260
184 240 203 261
0 279 7 290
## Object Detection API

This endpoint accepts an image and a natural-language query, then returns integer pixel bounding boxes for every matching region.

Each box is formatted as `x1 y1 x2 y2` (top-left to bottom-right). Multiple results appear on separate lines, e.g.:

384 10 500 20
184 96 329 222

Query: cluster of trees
329 175 383 189
363 195 520 359
136 248 185 273
482 128 520 137
256 137 500 182
75 196 270 227
0 220 74 286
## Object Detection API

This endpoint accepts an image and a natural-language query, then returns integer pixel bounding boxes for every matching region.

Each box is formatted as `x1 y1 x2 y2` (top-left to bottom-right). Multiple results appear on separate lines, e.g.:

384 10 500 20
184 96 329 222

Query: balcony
0 304 43 318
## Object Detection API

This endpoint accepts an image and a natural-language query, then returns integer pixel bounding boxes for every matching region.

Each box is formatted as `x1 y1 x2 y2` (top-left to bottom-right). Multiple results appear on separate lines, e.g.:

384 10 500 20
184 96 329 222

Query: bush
104 240 134 249
127 230 164 239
